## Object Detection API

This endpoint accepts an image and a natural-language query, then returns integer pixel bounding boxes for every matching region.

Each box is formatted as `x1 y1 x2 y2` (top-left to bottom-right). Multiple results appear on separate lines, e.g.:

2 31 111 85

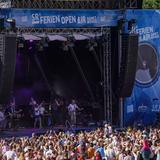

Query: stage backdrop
124 10 160 126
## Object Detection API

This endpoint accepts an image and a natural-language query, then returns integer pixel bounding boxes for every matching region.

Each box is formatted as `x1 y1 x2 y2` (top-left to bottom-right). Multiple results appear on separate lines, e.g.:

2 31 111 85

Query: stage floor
0 126 96 138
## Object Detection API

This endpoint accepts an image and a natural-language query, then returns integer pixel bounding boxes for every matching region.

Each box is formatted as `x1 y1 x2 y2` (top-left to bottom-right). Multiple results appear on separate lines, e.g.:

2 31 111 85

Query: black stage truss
16 27 108 35
0 0 142 9
15 27 113 123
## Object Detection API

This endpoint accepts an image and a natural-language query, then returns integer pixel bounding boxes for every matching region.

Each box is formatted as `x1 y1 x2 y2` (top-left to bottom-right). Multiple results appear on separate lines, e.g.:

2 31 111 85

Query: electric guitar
8 109 23 119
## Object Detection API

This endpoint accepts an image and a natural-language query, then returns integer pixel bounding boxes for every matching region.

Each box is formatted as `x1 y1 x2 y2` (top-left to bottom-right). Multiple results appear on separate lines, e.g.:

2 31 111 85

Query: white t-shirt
39 106 45 115
34 107 40 116
0 111 5 121
108 126 112 134
68 104 78 112
4 150 17 160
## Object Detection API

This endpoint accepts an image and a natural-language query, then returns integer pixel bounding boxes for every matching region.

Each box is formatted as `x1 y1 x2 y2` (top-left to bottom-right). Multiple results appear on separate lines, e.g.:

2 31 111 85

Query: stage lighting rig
68 36 75 47
36 41 44 52
0 18 17 32
87 39 98 51
6 18 16 32
41 37 49 48
62 37 75 51
17 37 25 48
62 41 69 51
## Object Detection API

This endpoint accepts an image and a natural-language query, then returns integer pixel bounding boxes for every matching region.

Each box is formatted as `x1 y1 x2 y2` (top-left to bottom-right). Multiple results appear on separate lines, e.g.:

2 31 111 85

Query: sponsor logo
152 104 160 112
127 104 134 113
138 104 148 112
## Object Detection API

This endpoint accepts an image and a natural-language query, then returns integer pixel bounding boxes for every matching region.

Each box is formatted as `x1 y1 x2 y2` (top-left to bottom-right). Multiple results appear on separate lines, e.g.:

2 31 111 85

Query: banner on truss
124 10 160 126
0 9 121 28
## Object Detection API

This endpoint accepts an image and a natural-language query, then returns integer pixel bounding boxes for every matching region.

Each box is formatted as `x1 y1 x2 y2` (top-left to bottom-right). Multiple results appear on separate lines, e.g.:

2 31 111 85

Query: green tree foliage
143 0 160 9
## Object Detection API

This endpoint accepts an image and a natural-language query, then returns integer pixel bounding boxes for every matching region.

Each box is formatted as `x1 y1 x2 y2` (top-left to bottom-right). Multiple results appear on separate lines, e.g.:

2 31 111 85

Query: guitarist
6 99 22 129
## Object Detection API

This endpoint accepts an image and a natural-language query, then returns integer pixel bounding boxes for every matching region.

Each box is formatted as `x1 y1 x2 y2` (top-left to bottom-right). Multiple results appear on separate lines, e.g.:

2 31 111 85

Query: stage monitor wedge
118 33 139 97
0 33 17 104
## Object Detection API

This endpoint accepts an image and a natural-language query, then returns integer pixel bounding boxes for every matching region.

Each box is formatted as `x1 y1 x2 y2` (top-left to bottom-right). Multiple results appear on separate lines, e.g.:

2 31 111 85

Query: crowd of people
0 124 159 160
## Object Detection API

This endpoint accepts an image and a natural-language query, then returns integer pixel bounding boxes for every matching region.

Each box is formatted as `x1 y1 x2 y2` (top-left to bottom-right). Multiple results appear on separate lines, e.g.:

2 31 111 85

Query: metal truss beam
125 0 140 8
0 0 11 8
10 0 125 9
102 29 112 123
16 27 109 35
10 0 140 9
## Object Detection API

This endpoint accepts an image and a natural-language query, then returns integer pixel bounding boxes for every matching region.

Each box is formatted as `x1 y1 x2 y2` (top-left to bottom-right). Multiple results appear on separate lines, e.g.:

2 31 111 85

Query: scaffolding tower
102 30 112 123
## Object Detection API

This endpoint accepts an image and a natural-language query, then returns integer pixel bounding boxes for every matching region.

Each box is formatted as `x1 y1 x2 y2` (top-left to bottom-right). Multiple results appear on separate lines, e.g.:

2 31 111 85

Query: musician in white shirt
34 105 42 128
67 99 80 125
29 97 41 128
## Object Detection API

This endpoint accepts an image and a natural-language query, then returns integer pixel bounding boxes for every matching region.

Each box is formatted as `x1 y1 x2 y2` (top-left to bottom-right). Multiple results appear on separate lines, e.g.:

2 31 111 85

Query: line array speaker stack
0 33 17 104
118 33 138 97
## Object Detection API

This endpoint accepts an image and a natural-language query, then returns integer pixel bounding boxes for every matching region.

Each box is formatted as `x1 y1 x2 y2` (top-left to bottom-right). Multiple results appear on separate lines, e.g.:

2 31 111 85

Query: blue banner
124 10 160 126
0 9 122 28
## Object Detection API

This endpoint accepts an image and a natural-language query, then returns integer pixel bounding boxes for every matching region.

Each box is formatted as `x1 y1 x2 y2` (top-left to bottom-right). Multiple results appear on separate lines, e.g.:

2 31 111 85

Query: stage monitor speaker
118 33 138 97
0 34 17 104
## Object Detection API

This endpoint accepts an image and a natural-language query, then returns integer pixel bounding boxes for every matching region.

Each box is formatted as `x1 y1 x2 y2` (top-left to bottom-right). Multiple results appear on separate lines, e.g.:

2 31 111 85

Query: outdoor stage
0 126 96 138
0 1 159 127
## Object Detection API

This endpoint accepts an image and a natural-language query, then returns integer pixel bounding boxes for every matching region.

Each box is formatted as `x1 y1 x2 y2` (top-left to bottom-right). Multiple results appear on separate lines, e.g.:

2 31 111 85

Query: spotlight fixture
36 42 44 52
87 39 97 51
62 41 69 51
42 37 49 48
6 18 16 31
6 18 15 23
17 37 25 48
62 39 74 51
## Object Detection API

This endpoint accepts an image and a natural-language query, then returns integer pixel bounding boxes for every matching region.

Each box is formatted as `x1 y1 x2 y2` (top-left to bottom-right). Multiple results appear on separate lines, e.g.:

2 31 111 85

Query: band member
33 104 42 128
67 99 80 125
6 98 19 129
0 105 6 130
39 101 45 127
29 97 41 128
52 98 61 125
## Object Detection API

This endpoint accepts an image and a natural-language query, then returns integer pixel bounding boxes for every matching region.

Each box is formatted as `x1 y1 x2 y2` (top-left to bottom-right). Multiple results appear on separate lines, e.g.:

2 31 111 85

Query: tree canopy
143 0 160 9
